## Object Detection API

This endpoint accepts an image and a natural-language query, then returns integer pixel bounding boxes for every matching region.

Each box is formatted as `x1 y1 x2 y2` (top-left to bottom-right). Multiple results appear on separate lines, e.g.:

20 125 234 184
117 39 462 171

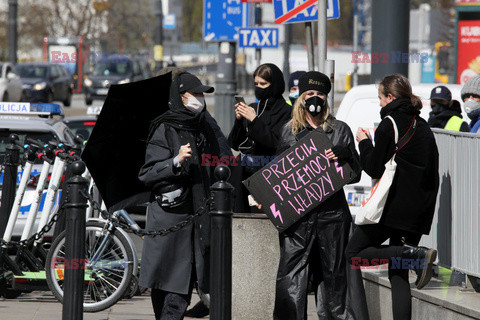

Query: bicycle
45 208 140 312
45 181 211 312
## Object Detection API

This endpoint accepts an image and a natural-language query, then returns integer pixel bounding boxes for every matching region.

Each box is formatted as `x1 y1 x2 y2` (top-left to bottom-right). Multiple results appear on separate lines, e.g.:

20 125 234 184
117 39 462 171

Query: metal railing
420 129 480 278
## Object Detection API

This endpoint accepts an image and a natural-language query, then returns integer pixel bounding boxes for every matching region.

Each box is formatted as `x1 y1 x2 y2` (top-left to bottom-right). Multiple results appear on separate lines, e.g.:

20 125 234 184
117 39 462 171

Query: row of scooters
0 133 93 298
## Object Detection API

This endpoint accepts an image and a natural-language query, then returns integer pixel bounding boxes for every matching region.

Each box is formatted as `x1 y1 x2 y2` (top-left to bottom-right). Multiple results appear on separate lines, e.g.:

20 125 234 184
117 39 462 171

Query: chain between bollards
62 161 89 320
209 165 234 320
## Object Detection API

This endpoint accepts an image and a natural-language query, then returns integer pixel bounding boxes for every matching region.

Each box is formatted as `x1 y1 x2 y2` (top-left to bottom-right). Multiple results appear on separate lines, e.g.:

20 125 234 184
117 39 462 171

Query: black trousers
345 224 422 320
273 209 352 320
151 289 192 320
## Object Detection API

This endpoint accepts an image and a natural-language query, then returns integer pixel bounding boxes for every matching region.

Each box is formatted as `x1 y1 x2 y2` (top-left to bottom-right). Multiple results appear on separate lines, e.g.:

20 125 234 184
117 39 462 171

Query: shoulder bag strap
395 116 417 152
384 115 417 158
385 116 399 144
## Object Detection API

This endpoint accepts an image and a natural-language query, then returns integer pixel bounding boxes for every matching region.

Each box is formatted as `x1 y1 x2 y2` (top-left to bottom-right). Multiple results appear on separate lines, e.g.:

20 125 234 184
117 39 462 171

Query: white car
335 83 466 217
0 62 24 102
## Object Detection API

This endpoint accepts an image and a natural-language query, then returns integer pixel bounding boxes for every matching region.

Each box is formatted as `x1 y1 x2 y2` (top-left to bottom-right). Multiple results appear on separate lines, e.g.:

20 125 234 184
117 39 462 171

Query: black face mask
304 96 325 117
255 85 272 101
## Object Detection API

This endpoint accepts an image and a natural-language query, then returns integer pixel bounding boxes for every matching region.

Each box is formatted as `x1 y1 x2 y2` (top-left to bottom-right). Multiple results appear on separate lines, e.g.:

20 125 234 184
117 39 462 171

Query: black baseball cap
430 86 452 101
178 73 214 94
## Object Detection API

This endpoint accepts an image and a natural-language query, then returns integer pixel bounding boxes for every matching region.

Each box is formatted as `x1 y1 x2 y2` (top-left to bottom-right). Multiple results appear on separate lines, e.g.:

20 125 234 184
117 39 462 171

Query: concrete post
371 0 410 83
8 0 18 64
214 42 237 136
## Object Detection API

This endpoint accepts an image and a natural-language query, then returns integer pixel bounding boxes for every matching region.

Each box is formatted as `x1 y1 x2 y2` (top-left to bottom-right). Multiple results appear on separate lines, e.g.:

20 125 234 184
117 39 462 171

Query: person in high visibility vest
286 70 306 106
427 85 469 132
461 74 480 134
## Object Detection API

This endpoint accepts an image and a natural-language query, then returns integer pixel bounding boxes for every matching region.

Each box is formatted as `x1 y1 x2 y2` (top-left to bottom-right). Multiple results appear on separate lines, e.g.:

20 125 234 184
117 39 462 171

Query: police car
0 102 75 239
335 83 466 217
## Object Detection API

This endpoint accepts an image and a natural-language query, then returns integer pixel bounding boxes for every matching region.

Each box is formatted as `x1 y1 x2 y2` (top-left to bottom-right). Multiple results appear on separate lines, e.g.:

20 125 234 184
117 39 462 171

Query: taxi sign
238 28 279 48
0 102 63 116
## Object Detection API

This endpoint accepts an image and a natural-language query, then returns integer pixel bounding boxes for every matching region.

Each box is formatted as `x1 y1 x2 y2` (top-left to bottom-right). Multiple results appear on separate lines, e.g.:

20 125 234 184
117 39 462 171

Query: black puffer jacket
359 98 439 235
228 64 291 156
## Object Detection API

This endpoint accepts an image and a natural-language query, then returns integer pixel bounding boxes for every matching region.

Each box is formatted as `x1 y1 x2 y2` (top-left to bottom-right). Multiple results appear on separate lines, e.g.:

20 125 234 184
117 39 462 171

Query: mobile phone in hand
234 95 246 105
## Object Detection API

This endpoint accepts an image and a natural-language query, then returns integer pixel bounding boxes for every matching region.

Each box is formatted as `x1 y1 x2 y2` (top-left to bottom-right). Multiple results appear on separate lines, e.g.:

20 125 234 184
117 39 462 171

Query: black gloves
331 145 352 161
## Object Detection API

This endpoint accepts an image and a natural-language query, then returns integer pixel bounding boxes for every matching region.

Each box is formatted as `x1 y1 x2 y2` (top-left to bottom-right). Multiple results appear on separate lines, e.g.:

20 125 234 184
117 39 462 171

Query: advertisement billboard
457 20 480 84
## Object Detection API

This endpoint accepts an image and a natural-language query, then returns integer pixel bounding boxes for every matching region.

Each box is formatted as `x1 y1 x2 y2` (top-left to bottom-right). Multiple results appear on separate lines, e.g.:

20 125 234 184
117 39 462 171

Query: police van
0 102 75 239
335 83 466 217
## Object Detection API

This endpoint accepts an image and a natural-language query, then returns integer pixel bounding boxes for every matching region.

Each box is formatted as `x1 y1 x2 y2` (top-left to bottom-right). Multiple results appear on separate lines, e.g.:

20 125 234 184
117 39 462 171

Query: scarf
147 72 210 212
380 97 420 119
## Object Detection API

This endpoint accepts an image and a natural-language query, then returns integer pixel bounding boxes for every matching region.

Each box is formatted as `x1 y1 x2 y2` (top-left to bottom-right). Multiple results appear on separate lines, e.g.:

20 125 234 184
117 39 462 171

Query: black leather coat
273 118 364 320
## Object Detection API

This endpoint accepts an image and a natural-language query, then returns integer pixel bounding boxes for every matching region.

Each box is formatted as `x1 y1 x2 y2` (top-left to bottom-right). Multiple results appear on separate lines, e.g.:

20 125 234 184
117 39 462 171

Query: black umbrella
82 73 172 210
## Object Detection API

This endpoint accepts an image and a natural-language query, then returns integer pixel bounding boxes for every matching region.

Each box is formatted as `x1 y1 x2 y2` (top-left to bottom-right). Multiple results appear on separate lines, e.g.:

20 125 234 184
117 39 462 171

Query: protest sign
243 128 356 232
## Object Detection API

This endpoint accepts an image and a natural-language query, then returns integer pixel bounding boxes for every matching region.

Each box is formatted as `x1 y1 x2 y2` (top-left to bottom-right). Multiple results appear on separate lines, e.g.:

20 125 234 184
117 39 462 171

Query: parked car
0 62 24 102
83 55 152 105
335 83 466 218
14 62 74 107
63 107 101 141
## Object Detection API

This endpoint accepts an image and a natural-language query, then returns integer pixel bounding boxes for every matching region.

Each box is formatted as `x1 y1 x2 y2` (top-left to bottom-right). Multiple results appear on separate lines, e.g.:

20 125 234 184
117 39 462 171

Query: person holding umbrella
138 72 222 319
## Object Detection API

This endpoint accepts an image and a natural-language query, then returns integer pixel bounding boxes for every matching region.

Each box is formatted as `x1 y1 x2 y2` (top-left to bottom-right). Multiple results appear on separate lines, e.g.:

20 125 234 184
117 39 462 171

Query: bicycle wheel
45 221 135 312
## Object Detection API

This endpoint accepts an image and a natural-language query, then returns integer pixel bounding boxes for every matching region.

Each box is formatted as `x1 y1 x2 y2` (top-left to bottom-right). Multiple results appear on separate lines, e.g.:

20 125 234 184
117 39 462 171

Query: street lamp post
154 0 164 72
8 0 18 64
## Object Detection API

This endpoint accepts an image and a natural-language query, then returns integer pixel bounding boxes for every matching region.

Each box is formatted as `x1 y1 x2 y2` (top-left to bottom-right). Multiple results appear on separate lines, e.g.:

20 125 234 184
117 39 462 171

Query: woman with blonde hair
274 71 362 319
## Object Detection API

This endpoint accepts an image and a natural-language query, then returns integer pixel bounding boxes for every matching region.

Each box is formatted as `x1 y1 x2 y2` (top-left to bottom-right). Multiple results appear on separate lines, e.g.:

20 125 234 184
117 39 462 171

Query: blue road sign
204 0 249 42
238 28 279 48
163 14 176 29
273 0 340 24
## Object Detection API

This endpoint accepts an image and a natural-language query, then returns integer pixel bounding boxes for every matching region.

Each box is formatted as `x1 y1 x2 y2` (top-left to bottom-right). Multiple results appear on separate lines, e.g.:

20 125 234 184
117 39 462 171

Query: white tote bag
355 116 398 225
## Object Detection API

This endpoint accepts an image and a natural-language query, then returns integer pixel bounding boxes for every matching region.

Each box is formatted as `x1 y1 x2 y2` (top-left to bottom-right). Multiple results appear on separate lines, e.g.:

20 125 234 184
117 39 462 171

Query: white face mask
465 98 480 114
184 96 205 113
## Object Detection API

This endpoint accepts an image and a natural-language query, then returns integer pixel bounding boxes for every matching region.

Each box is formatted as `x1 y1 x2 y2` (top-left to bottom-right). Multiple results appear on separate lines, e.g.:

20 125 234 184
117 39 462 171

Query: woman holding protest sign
346 74 439 320
228 63 291 213
273 71 363 320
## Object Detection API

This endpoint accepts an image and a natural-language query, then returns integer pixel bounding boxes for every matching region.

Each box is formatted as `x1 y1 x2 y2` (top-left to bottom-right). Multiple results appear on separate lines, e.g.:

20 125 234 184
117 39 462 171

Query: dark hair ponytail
410 93 422 110
379 74 423 110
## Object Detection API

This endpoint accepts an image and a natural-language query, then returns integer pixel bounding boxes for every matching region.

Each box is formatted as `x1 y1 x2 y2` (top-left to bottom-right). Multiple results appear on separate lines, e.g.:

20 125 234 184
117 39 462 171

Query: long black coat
358 98 439 235
138 120 227 294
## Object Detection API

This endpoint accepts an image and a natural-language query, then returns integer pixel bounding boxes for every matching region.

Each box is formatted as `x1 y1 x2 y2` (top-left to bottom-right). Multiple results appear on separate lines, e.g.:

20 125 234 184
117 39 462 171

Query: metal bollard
0 134 20 237
209 166 234 320
62 161 89 320
54 137 84 240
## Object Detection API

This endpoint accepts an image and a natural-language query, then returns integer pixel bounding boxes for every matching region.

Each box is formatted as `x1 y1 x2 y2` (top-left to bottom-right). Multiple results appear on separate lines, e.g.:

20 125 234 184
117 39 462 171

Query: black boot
401 244 437 289
184 300 209 318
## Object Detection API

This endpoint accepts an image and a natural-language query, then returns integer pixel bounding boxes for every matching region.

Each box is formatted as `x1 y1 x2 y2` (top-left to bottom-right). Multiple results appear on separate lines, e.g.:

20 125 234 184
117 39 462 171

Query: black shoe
184 300 209 318
401 244 437 290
